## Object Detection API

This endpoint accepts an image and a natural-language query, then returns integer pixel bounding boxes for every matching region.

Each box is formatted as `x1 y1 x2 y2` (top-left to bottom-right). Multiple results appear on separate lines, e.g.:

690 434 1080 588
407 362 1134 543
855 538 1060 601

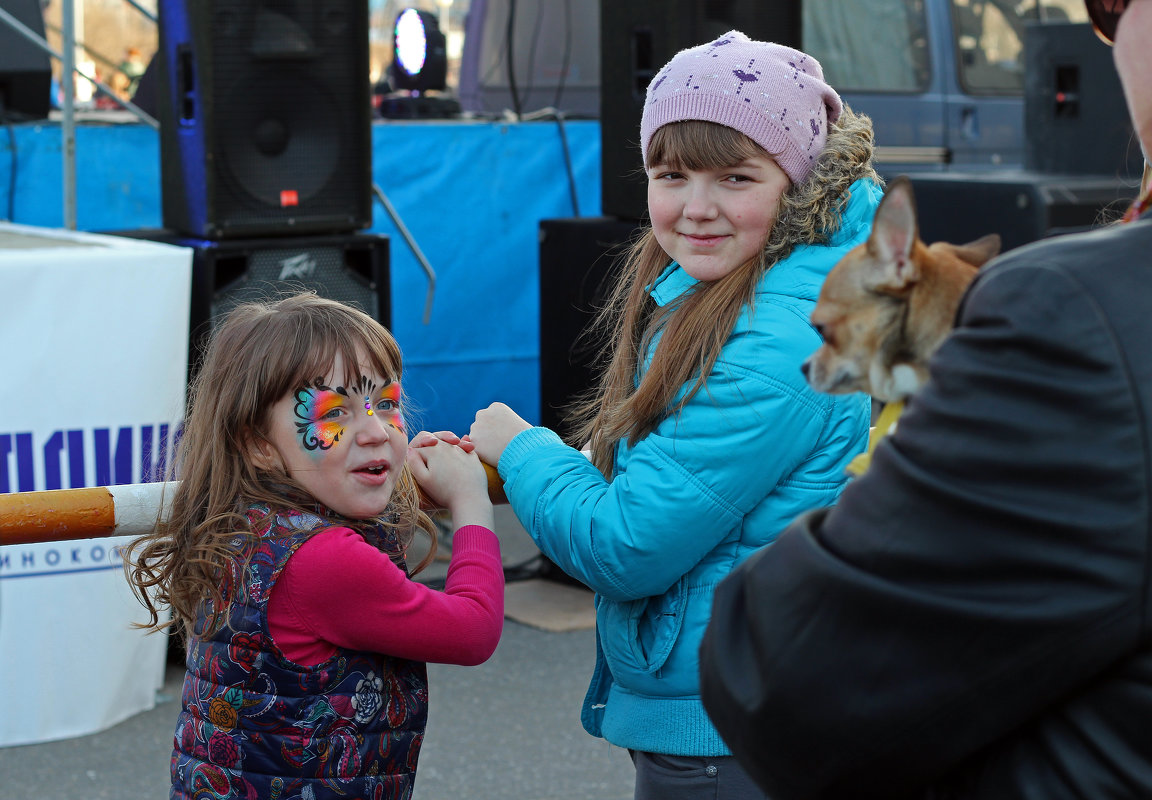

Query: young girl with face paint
459 31 881 799
124 293 503 800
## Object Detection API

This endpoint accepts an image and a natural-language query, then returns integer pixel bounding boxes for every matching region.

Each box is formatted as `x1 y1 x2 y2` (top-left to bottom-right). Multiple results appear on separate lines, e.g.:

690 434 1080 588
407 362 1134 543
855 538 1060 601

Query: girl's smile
680 232 728 246
647 155 791 282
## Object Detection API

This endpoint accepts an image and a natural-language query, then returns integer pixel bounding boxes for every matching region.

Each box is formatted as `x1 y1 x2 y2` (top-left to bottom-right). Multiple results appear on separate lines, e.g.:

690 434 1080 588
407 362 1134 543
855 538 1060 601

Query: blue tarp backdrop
0 119 603 435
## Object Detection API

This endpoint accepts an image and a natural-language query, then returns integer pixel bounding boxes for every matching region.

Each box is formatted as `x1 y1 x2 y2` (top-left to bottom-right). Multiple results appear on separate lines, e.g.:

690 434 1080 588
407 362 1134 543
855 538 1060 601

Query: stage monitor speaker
599 1 799 222
101 229 390 382
155 0 373 239
1024 22 1142 177
906 172 1135 253
0 0 51 121
539 217 640 433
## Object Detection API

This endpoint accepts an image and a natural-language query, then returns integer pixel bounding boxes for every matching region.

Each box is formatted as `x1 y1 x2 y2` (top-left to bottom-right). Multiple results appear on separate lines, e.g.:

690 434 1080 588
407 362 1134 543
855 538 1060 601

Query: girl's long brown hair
123 293 437 639
570 107 880 475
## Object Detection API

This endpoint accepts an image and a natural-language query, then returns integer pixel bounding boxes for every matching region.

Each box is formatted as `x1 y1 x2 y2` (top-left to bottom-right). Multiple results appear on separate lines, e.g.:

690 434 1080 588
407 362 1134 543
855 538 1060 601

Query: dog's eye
813 323 826 340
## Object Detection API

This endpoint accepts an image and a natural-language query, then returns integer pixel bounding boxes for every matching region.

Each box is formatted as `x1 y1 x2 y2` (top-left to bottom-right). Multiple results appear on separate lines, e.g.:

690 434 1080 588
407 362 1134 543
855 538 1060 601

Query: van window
952 0 1089 94
803 0 931 92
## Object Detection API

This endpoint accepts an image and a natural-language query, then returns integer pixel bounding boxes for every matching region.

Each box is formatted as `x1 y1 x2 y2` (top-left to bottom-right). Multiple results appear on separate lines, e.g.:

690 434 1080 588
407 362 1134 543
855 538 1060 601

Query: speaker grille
217 68 345 213
209 2 368 233
158 0 372 238
211 243 380 326
1024 22 1141 177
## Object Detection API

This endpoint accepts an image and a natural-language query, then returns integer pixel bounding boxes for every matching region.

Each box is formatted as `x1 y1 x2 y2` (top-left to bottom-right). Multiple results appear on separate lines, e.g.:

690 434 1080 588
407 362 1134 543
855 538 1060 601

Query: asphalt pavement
0 506 635 800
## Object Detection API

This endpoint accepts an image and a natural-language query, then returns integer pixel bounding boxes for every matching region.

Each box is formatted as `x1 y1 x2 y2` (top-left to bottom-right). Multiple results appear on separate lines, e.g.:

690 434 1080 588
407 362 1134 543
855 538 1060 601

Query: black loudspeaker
539 217 640 433
155 0 373 239
101 229 390 381
599 1 799 222
0 0 51 121
185 233 390 362
1024 22 1143 177
907 172 1135 253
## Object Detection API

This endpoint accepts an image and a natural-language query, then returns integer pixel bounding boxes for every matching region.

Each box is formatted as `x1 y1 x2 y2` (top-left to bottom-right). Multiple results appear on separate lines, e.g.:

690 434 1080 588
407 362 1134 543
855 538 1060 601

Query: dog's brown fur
803 177 1000 403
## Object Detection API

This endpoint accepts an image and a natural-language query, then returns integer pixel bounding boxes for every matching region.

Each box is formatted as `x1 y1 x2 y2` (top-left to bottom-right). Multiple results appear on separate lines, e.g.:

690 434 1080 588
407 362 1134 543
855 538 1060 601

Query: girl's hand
409 429 476 453
467 403 532 468
406 439 494 530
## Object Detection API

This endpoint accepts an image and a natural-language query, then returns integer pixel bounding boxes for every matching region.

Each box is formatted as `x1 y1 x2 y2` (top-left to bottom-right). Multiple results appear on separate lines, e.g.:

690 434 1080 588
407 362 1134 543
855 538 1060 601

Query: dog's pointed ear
866 177 919 292
941 233 1001 268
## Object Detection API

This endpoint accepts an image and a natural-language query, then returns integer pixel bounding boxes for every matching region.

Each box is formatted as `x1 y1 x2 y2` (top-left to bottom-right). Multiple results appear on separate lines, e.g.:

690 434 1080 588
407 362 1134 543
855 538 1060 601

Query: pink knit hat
640 31 843 185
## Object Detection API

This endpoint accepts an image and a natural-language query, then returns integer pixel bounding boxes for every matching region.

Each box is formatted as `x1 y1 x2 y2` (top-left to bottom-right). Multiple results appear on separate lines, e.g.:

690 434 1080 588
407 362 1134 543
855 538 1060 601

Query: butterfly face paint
349 375 404 432
292 376 404 453
375 381 405 433
351 374 378 420
293 382 346 452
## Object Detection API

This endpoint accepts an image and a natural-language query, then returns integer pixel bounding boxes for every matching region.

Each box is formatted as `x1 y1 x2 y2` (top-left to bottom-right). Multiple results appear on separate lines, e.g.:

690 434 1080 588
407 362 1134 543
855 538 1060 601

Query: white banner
0 223 191 747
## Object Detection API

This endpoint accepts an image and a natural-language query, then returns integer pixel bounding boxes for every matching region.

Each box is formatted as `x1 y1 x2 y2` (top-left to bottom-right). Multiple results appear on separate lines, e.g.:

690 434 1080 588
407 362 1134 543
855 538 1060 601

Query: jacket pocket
597 580 687 676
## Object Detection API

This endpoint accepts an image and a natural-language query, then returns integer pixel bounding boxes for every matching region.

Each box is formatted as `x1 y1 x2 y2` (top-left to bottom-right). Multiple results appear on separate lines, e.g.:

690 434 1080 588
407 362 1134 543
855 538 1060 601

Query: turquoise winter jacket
498 178 881 756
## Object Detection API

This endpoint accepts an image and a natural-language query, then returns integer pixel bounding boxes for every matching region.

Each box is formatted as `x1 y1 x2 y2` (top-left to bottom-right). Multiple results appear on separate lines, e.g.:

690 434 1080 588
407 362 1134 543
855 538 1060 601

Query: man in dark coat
698 1 1152 797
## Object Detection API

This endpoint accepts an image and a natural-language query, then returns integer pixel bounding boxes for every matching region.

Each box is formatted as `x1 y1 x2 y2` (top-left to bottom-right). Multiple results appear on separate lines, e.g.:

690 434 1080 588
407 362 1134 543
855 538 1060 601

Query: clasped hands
406 403 532 507
408 402 532 468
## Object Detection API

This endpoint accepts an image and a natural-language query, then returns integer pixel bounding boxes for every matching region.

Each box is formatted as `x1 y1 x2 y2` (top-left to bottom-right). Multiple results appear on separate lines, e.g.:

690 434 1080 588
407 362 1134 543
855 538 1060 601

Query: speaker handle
176 43 196 123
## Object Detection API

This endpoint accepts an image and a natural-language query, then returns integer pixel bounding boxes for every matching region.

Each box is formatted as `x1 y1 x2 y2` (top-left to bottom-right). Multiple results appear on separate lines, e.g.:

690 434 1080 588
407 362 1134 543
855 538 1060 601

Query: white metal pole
60 0 77 230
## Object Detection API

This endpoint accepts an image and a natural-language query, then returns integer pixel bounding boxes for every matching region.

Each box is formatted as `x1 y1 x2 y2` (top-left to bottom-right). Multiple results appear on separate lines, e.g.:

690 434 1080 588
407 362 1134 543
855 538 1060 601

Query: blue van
806 0 1091 172
801 0 1142 248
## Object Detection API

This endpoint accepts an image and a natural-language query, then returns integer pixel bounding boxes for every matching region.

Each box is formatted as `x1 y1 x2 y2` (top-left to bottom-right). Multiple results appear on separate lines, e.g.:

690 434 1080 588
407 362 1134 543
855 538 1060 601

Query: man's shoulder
965 218 1152 317
984 216 1151 279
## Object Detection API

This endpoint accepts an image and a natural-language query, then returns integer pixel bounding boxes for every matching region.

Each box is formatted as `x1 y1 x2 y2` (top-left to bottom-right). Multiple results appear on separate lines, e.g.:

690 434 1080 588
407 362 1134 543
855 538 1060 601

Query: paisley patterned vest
171 503 429 800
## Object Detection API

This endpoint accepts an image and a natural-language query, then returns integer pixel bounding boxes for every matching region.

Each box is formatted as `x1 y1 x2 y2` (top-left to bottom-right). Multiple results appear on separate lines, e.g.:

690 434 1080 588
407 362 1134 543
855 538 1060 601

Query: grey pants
631 750 769 800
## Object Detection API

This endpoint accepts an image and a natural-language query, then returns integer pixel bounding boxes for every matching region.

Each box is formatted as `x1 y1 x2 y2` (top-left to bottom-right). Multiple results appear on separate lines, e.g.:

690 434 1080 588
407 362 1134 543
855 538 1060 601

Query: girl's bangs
267 305 401 400
301 324 400 391
353 321 403 383
646 120 768 171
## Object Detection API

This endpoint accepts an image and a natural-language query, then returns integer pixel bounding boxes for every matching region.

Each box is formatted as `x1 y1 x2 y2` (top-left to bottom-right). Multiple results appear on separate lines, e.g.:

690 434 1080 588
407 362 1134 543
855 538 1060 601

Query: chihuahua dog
802 176 1001 404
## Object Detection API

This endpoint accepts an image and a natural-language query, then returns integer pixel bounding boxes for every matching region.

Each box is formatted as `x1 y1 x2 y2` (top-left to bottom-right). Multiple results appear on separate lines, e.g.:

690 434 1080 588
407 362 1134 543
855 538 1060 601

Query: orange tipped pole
0 486 117 546
0 482 175 547
0 463 510 547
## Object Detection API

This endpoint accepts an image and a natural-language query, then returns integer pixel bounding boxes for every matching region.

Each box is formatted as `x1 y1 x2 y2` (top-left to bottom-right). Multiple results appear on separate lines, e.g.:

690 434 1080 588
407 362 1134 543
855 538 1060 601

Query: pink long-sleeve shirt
267 524 504 667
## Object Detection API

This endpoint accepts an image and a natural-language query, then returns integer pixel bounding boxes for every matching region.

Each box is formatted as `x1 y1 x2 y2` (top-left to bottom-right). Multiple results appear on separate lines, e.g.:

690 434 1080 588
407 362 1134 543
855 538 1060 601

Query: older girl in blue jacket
468 31 880 799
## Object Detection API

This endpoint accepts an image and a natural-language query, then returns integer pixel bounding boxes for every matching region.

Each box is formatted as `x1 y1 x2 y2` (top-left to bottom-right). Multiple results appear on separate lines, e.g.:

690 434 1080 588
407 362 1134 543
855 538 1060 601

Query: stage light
390 8 447 94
